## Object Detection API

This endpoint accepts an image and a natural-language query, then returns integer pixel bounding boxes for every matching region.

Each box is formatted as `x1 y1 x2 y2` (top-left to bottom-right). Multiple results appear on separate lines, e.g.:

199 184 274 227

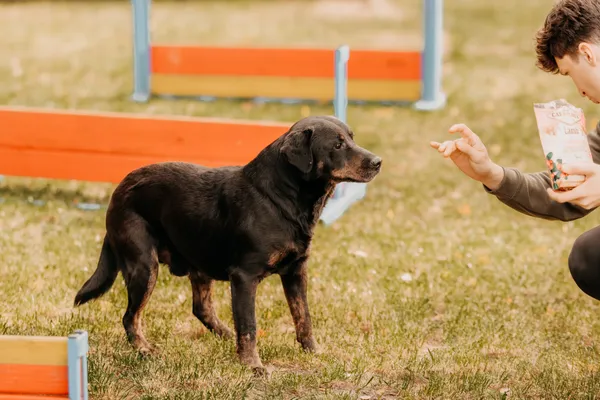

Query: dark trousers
569 225 600 300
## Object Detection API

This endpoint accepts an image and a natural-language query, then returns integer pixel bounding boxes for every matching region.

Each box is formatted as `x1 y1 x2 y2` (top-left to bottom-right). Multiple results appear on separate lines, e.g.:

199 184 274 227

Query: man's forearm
484 166 593 221
480 163 505 191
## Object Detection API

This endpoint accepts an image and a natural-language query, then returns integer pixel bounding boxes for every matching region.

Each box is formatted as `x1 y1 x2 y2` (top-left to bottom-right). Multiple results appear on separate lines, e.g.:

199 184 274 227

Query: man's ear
578 42 598 66
281 127 314 173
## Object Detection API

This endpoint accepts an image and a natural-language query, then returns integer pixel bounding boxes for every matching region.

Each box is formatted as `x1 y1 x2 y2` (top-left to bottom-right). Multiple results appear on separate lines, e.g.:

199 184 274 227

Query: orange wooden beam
349 49 421 80
0 107 289 183
150 45 421 80
0 364 68 396
151 46 336 78
0 395 68 400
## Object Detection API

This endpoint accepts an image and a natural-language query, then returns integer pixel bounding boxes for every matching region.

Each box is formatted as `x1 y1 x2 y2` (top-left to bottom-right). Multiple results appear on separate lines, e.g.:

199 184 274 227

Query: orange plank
0 145 271 183
151 45 335 78
150 45 422 80
0 395 68 400
348 49 421 80
0 364 67 395
0 107 288 163
0 148 169 183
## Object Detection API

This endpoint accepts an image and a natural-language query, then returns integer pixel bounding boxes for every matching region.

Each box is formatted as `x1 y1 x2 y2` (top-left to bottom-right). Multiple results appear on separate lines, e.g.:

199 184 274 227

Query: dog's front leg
280 259 319 353
229 269 265 375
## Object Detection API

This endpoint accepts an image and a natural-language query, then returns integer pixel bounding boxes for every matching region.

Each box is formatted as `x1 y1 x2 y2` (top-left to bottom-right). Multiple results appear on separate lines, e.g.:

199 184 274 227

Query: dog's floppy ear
281 127 314 173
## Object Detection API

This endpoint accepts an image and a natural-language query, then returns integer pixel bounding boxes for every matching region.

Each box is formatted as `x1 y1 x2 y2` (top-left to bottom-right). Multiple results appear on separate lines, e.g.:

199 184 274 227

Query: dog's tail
74 235 119 306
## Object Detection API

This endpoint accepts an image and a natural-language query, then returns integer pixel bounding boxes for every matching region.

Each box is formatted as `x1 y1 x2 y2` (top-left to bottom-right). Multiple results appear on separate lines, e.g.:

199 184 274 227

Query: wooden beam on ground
0 107 289 183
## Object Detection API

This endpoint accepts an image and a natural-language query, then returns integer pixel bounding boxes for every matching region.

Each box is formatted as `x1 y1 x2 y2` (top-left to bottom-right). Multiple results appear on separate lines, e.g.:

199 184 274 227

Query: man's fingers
431 140 460 158
449 123 478 145
442 141 457 157
434 140 452 153
546 186 584 203
560 162 598 176
455 139 478 159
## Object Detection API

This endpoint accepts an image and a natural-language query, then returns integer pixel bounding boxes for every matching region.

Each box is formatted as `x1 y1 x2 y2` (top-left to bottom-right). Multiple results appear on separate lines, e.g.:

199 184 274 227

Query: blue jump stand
319 46 367 225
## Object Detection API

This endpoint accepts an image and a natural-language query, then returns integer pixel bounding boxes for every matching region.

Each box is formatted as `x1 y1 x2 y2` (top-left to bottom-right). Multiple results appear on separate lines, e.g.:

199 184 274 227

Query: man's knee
568 229 600 300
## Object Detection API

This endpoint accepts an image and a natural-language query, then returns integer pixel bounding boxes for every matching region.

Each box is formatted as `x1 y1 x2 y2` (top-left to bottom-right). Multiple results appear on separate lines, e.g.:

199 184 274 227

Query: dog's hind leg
118 214 160 356
190 272 233 339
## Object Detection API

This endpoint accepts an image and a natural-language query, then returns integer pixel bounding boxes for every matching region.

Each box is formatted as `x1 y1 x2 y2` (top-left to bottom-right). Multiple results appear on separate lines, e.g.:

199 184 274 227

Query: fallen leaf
457 204 471 216
533 246 548 254
360 322 372 334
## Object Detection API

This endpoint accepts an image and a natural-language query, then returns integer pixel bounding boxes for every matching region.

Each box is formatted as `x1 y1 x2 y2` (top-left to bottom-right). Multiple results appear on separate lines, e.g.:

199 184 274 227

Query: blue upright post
414 0 446 111
320 46 368 226
67 330 89 400
330 45 350 202
333 45 349 124
131 0 151 102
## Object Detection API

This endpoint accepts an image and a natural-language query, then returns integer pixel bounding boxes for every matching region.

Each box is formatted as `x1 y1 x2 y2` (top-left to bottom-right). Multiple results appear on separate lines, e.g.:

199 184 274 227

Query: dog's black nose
370 157 382 169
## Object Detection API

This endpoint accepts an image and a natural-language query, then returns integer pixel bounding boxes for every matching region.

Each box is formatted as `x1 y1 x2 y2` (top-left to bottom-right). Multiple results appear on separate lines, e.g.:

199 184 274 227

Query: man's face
556 42 600 104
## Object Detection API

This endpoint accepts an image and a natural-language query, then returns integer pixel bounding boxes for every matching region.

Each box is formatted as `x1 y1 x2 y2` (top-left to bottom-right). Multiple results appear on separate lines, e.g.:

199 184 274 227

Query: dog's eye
334 142 343 150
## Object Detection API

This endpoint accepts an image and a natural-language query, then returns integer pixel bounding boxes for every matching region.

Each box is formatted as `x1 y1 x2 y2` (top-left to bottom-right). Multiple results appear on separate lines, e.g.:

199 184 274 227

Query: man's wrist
481 163 505 191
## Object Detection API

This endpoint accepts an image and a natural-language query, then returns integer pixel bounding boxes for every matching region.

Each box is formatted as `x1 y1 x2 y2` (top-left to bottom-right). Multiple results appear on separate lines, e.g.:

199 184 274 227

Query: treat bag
533 99 594 190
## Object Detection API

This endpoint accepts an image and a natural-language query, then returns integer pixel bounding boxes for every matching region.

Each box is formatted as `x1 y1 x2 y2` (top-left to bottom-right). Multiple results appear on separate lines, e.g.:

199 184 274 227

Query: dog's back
107 161 267 280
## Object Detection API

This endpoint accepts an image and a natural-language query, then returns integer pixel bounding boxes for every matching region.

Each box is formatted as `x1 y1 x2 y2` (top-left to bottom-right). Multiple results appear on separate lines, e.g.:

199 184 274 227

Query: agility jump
130 0 445 109
0 330 89 400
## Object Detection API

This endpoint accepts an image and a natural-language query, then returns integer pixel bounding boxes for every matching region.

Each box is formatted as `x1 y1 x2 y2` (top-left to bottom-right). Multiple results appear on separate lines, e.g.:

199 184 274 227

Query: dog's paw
215 325 234 340
135 342 159 358
309 344 323 355
300 338 321 354
252 365 273 379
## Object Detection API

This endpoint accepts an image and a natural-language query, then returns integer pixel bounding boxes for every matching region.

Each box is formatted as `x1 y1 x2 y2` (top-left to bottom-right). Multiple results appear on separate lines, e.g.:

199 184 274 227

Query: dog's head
280 115 382 183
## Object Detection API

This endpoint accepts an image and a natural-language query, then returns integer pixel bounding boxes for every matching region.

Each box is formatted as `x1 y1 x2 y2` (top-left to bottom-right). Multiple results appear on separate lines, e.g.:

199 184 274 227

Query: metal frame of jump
415 0 446 111
130 0 445 109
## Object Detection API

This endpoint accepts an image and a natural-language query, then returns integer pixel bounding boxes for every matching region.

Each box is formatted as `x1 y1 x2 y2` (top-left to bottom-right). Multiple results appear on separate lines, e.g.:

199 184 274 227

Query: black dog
74 115 382 374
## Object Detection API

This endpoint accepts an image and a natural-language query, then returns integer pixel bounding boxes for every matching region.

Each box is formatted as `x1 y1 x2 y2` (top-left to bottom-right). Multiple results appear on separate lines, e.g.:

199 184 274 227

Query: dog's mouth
330 154 382 183
332 166 381 183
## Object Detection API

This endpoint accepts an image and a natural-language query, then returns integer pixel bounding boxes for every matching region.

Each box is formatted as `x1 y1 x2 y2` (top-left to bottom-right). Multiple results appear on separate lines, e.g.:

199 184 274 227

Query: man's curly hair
535 0 600 74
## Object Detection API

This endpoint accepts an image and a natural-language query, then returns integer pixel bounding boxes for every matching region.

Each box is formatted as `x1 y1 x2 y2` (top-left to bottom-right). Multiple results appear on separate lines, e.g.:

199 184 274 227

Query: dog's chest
266 242 308 274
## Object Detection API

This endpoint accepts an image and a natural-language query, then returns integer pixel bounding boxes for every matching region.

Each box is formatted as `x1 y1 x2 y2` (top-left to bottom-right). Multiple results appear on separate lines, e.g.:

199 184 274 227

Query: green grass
2 0 600 398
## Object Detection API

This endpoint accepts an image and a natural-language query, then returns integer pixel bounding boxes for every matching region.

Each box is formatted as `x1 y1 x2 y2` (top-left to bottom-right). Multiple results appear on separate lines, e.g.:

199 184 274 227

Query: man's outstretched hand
430 123 505 190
